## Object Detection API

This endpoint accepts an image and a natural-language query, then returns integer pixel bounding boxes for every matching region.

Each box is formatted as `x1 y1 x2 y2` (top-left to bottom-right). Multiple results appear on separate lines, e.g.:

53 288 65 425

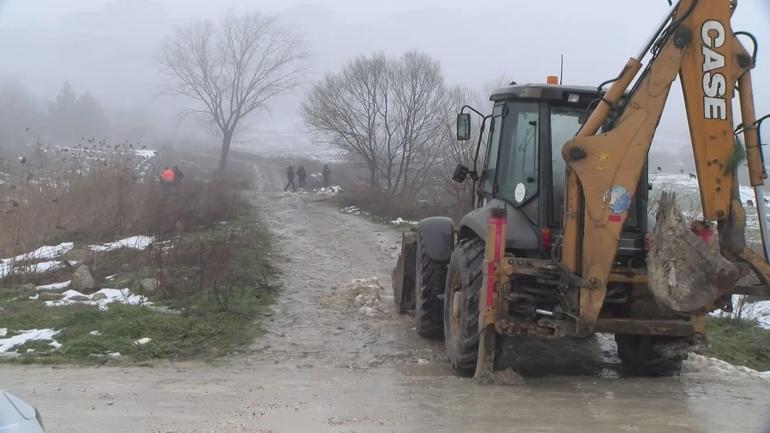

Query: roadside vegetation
0 143 276 363
704 317 770 371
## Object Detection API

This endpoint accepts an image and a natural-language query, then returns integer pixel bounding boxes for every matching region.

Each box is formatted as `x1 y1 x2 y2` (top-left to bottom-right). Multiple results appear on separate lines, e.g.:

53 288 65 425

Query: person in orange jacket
161 166 175 190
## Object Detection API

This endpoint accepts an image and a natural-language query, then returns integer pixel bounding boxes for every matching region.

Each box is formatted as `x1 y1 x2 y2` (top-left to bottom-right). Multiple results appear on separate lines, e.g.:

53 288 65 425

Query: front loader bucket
647 192 741 312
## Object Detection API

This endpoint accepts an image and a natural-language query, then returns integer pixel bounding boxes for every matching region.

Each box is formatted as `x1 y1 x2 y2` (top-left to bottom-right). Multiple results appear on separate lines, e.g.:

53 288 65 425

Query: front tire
415 237 447 337
444 238 484 375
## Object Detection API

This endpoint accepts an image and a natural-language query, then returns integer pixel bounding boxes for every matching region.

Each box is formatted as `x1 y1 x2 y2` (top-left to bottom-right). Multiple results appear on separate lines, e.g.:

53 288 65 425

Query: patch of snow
684 353 770 380
741 300 770 329
13 242 73 262
36 280 71 291
89 330 101 336
315 185 343 195
45 288 149 311
28 294 39 300
390 217 417 225
134 337 152 345
710 297 770 330
134 149 157 159
0 328 6 337
105 274 119 280
89 235 155 252
0 328 60 353
341 205 360 215
0 242 75 278
29 260 66 273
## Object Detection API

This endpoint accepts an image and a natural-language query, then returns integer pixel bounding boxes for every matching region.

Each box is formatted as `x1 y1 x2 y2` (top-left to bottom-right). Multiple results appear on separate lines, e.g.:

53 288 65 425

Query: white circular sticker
514 183 526 203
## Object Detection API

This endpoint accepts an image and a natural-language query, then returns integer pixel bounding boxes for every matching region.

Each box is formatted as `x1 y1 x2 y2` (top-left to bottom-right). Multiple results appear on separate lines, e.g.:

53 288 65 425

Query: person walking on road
322 164 331 188
297 166 307 189
285 165 296 192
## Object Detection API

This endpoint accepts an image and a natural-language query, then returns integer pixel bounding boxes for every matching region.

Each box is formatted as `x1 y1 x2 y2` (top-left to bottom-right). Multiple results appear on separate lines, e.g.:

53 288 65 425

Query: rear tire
444 238 484 375
415 237 447 338
615 334 689 376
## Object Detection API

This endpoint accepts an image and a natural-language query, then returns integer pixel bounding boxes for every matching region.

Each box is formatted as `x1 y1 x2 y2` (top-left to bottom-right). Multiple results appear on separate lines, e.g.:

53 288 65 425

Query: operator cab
456 82 648 261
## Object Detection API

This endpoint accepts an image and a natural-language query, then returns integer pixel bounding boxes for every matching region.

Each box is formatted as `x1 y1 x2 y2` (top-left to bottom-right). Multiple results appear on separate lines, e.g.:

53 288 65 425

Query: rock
120 264 131 272
37 292 62 301
72 265 96 291
64 248 92 262
140 278 159 293
90 293 107 301
68 295 90 302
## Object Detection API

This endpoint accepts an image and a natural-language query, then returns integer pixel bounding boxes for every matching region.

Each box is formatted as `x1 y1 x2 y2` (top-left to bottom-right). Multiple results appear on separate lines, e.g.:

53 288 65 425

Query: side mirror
452 163 469 183
456 113 471 141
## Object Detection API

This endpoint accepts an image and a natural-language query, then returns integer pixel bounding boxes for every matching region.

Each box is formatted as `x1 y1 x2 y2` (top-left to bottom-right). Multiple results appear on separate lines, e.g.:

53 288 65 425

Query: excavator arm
560 0 768 334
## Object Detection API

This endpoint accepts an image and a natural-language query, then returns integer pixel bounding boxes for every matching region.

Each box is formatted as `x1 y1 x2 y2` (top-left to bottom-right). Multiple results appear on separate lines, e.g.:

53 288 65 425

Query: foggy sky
0 0 768 155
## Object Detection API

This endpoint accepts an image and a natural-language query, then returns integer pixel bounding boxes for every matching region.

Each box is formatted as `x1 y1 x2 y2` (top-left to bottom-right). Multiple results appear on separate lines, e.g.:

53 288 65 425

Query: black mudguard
417 217 454 262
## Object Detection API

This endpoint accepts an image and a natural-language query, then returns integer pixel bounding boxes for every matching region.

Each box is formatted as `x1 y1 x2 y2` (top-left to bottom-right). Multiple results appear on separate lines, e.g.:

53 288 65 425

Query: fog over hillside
0 0 768 161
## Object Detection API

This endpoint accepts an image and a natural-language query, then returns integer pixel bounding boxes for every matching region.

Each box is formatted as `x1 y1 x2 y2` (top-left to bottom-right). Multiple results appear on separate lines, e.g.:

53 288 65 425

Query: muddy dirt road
1 160 769 433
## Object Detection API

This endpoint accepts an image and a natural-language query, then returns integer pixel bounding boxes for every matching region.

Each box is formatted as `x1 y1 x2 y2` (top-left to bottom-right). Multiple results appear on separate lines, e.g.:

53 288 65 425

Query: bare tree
302 55 388 189
386 52 447 199
303 51 447 197
160 12 305 172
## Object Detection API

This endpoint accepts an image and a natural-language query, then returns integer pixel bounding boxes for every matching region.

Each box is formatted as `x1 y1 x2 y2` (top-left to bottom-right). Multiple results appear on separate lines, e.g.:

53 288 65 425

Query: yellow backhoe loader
392 0 770 377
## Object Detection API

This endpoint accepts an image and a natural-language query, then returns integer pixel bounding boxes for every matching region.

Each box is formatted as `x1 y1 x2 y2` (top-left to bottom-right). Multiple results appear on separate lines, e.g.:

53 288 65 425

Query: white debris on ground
45 288 149 311
36 280 71 291
315 185 343 195
684 353 770 380
88 235 155 252
134 337 152 345
321 277 392 318
89 330 102 336
341 205 361 215
0 329 61 353
390 217 418 226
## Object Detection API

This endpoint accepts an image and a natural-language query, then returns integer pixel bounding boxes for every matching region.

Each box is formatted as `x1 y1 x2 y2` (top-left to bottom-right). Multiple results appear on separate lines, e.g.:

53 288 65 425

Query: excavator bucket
647 192 741 312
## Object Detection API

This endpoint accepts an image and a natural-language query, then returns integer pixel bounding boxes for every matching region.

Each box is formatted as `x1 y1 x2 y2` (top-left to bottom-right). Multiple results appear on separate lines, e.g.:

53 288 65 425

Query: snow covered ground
0 242 75 278
0 235 155 279
35 280 71 291
88 235 154 253
684 353 770 380
44 288 149 311
0 329 61 353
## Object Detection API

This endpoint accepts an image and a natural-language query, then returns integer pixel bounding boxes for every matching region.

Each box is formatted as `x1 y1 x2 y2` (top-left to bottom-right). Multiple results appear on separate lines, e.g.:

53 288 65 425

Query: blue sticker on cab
607 185 631 214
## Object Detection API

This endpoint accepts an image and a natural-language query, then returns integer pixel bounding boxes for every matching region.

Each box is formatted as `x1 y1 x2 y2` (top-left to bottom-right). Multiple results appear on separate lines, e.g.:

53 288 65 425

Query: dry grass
0 141 251 256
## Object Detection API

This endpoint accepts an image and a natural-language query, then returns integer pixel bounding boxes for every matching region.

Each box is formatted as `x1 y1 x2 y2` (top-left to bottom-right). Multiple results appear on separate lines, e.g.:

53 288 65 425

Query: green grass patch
0 202 276 364
705 316 770 371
